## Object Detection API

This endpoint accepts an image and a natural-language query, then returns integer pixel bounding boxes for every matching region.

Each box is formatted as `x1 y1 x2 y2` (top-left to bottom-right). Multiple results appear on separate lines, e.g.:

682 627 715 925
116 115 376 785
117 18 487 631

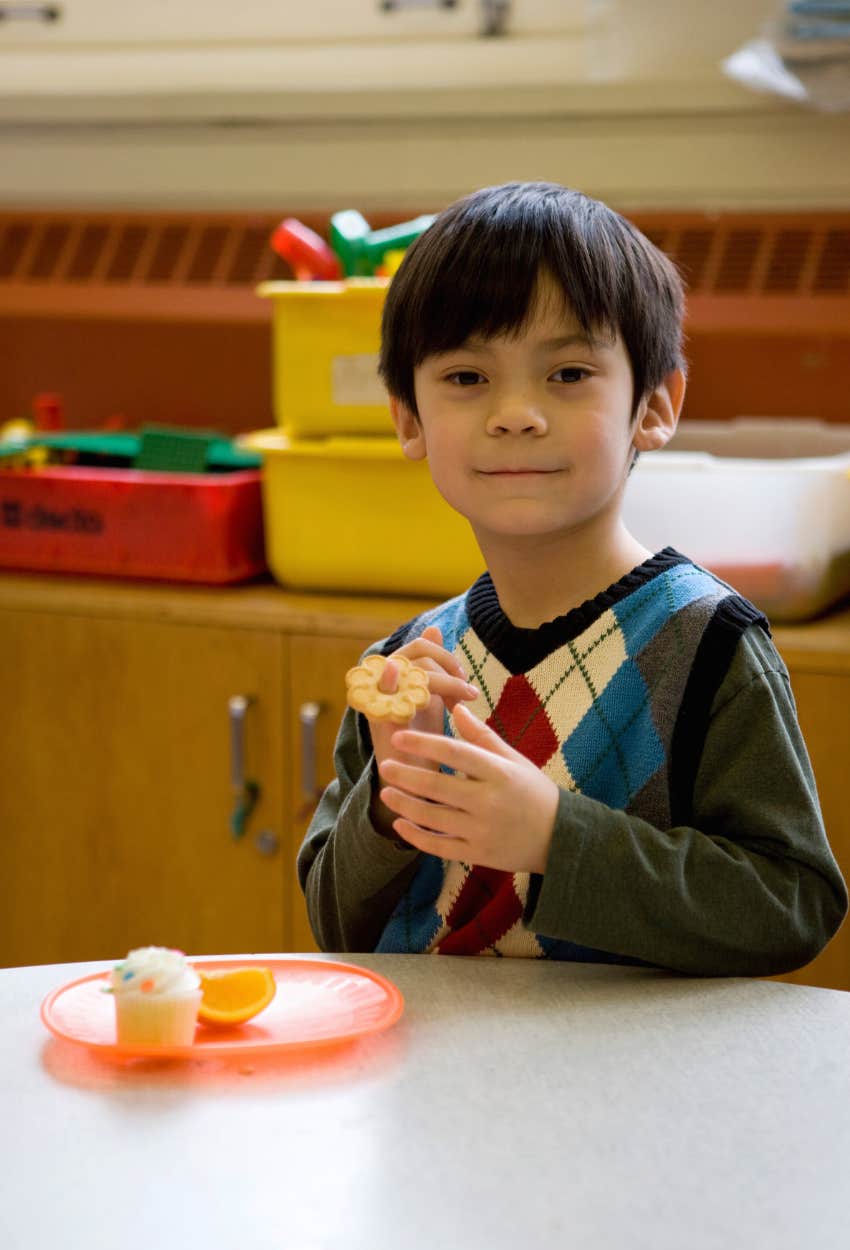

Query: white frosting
110 946 201 997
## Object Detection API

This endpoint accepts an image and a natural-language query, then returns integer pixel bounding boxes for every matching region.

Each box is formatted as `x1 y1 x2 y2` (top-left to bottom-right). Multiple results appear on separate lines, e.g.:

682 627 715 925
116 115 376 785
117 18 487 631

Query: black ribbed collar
466 547 690 674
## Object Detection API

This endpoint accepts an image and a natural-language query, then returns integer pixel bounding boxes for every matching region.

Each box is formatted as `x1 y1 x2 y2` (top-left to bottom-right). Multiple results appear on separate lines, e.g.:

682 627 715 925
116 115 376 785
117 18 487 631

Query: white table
2 954 849 1250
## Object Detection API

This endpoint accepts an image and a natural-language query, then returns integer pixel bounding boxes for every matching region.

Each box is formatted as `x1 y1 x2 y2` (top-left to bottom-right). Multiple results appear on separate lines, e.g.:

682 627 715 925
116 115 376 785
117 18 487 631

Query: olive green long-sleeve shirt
298 557 847 974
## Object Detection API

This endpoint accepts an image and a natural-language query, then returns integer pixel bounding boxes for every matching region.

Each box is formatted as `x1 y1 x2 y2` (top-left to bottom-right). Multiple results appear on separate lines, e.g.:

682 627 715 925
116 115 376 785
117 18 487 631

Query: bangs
396 200 619 364
379 182 685 415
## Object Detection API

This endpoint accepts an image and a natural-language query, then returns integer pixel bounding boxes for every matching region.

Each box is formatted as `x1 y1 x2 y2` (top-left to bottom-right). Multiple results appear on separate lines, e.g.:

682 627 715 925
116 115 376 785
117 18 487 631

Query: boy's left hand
377 702 559 875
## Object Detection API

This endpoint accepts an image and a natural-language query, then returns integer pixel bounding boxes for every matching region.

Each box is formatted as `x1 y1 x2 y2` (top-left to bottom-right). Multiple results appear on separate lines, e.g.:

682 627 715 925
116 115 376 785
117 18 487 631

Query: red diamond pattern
439 867 525 955
432 674 558 956
488 673 559 768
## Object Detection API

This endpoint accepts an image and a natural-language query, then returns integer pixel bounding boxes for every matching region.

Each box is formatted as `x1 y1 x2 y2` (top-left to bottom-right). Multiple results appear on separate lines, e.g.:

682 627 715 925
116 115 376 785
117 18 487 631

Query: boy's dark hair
379 181 686 417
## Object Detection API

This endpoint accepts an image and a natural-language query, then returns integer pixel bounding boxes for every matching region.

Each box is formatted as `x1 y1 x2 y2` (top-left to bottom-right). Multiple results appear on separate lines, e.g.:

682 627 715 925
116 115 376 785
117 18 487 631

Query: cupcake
108 946 202 1046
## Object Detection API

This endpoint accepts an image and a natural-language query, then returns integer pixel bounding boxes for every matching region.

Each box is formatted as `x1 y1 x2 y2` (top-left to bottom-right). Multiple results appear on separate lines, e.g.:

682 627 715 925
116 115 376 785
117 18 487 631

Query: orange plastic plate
41 958 404 1059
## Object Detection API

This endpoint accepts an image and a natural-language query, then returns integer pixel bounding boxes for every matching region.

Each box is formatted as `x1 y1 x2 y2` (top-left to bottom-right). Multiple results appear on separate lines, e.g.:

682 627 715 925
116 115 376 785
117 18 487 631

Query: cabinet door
286 634 375 953
774 670 850 992
0 607 286 966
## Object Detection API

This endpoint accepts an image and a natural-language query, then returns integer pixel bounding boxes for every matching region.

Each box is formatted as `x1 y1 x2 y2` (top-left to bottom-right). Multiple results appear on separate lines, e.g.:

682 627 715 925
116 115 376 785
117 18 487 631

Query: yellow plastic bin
257 279 394 438
243 430 485 597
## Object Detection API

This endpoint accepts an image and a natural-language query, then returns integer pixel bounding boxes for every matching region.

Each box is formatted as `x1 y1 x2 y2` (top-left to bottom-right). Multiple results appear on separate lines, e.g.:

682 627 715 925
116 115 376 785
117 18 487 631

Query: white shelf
0 0 778 122
1 1 847 210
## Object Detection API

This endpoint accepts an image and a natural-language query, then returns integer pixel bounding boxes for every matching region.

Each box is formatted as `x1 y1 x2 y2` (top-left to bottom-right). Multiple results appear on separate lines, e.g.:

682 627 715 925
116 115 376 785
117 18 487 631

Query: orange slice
196 966 277 1026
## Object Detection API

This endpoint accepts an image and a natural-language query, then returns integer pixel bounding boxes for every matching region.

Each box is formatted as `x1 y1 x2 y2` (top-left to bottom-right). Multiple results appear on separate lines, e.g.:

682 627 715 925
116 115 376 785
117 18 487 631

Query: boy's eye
550 366 589 384
446 370 485 387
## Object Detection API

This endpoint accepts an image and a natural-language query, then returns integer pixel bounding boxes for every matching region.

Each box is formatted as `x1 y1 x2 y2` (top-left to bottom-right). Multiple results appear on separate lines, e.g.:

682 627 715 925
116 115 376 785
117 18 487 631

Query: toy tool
329 210 436 276
0 426 261 471
270 218 342 281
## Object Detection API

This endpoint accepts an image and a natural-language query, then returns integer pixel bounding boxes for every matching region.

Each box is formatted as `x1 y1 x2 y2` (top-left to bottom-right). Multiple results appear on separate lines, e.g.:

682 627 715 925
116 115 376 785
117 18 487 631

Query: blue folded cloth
788 2 850 14
786 20 850 40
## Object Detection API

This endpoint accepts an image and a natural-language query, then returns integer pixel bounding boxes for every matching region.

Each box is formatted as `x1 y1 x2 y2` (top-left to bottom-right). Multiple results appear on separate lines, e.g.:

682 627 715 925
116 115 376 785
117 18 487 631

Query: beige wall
0 0 848 211
2 109 849 213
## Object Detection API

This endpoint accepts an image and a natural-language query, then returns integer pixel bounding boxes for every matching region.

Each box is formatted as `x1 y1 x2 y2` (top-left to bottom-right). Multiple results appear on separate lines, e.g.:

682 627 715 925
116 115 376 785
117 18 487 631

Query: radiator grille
642 219 850 296
1 211 848 295
0 216 294 287
2 210 848 430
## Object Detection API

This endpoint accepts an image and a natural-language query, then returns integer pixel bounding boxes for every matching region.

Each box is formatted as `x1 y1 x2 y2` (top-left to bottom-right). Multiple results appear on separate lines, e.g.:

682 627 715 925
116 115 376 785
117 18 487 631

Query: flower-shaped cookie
345 654 431 724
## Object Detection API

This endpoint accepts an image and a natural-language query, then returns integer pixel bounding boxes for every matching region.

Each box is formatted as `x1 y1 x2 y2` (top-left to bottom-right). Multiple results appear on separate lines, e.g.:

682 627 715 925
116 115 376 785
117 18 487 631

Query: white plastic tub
623 419 850 621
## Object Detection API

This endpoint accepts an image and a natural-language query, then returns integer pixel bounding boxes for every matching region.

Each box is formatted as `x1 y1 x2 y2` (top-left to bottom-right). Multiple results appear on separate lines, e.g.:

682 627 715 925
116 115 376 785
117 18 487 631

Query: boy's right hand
365 624 478 837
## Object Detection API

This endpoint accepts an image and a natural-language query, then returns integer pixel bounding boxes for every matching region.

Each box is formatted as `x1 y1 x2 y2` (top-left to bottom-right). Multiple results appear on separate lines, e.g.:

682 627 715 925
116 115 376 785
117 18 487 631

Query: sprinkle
140 978 155 993
122 970 135 981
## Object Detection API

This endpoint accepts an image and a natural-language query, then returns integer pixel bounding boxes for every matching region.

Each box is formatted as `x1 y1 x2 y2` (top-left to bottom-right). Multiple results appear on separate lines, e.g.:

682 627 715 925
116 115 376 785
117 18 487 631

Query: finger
397 637 468 680
379 788 467 837
377 657 399 694
450 702 520 760
378 757 473 806
389 726 497 778
422 671 479 706
392 818 467 859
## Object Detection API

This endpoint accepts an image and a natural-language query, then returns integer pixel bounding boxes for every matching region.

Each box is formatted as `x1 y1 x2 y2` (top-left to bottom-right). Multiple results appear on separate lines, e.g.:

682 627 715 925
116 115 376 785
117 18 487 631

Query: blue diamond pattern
376 853 444 954
561 658 664 809
615 564 720 655
375 563 729 957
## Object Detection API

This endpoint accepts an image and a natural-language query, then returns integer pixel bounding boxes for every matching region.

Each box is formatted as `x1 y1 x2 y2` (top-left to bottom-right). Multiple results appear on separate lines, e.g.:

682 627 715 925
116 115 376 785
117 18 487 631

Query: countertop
2 953 849 1250
3 571 850 664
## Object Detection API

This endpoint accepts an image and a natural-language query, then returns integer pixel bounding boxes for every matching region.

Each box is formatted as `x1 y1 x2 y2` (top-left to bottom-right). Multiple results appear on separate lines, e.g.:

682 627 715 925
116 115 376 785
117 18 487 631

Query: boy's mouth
477 468 562 476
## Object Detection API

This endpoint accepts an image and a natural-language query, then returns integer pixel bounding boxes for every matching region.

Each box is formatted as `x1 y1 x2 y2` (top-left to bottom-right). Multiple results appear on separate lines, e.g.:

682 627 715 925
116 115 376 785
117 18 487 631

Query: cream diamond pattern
527 609 628 745
543 748 576 790
454 627 510 718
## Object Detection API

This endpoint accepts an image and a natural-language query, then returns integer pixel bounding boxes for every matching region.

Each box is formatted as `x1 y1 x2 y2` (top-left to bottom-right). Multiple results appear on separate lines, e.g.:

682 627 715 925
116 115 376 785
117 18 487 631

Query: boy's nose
485 393 548 435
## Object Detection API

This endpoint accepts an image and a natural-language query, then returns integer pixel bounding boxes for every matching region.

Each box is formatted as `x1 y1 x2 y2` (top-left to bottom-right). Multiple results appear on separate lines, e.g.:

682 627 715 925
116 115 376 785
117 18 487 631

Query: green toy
0 426 261 472
329 210 436 277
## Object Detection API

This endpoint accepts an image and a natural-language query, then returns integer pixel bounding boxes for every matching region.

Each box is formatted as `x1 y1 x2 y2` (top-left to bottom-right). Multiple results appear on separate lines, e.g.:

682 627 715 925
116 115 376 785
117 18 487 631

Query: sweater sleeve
525 624 849 976
296 701 421 952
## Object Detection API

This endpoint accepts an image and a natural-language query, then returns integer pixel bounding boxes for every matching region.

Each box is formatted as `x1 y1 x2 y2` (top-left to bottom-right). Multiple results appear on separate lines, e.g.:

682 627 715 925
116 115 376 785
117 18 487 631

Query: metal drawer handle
299 700 324 804
229 694 259 838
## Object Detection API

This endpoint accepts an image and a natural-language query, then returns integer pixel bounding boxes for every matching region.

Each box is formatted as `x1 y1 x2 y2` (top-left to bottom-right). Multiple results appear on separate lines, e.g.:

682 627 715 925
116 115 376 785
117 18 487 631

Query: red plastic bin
0 466 267 584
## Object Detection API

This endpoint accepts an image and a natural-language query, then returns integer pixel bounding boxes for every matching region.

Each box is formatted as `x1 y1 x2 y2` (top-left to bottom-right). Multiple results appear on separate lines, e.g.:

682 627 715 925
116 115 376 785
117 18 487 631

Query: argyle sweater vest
373 550 767 961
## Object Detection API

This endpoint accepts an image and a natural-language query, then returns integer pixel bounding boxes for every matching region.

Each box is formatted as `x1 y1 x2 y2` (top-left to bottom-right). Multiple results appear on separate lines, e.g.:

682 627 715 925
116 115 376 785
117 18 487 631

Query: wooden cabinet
779 671 850 990
0 575 427 968
1 573 848 991
772 614 850 993
0 599 287 964
285 634 375 954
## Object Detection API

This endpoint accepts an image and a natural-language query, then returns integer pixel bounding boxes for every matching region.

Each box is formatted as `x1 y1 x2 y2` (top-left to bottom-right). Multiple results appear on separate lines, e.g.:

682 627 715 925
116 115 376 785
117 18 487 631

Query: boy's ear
389 395 427 461
632 367 686 453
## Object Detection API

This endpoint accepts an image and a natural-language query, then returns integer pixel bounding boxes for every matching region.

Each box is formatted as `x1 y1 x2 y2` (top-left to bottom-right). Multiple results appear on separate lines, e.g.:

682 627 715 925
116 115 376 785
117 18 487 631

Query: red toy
270 218 342 281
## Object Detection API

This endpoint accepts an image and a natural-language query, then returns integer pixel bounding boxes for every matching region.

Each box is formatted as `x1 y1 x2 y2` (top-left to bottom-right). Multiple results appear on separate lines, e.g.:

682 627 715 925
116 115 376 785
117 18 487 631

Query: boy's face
391 272 676 557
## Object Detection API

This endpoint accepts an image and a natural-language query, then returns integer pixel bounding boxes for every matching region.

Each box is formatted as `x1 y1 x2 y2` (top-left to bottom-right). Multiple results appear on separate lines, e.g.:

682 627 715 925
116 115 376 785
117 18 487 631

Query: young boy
297 181 847 973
